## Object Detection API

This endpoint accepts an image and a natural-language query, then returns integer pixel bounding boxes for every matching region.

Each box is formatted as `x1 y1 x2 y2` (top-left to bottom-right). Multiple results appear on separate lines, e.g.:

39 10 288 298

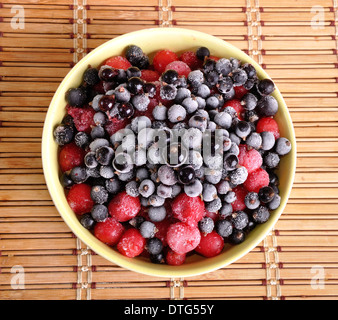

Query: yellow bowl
42 27 296 278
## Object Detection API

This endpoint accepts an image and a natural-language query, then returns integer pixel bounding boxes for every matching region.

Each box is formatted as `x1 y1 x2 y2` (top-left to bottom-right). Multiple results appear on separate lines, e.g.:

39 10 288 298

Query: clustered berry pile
54 44 292 265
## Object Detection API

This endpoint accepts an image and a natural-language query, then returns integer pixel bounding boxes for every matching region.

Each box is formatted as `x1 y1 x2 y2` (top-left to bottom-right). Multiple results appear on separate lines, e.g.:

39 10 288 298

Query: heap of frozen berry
54 44 291 266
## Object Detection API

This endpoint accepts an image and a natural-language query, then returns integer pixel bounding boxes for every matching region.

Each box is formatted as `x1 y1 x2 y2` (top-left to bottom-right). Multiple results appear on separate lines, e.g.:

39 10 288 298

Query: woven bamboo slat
0 0 338 300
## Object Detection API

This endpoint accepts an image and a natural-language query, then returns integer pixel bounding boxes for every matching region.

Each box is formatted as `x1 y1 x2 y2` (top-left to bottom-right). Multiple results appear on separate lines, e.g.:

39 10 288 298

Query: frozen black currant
161 69 179 84
146 238 163 255
66 87 87 107
138 179 156 198
256 95 278 117
252 206 270 224
126 66 141 79
127 77 144 95
258 186 276 203
91 185 108 204
160 84 177 100
244 192 260 210
84 152 98 169
229 229 245 244
230 211 249 230
199 217 215 234
235 121 251 140
257 79 275 96
80 213 95 230
139 221 157 238
232 69 248 87
117 102 134 119
215 58 232 76
196 46 210 61
54 124 74 146
60 172 74 188
268 194 281 210
246 132 262 150
260 131 275 151
241 93 257 111
96 146 114 166
91 204 108 222
178 165 196 185
216 219 233 238
242 63 257 79
264 152 280 169
223 153 239 171
98 95 115 112
184 179 203 197
70 166 87 184
148 206 167 222
275 137 292 156
83 67 100 86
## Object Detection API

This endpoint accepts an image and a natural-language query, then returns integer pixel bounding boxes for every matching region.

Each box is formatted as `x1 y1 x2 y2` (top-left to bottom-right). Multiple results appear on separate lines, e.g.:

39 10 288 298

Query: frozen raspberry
140 69 160 82
104 116 129 136
153 49 178 74
166 222 201 254
256 117 280 139
234 85 249 100
244 168 270 193
222 99 244 120
238 144 263 173
195 231 224 258
166 249 186 266
179 51 202 70
103 56 132 70
59 142 85 172
94 217 124 246
154 218 172 246
171 193 205 227
66 183 94 215
67 105 95 133
231 185 248 211
165 61 191 78
117 228 146 258
108 191 141 222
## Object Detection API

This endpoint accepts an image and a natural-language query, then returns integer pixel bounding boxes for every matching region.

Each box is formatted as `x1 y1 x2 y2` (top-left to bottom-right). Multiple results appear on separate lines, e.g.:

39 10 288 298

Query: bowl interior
42 28 296 278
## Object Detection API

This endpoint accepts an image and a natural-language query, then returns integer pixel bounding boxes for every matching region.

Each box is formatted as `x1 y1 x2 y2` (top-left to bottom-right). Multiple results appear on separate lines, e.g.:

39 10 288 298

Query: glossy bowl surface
42 28 296 278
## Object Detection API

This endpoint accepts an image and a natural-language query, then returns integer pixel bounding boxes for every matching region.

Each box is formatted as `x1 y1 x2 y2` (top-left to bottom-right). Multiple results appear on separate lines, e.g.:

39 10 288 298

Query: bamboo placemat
0 0 338 300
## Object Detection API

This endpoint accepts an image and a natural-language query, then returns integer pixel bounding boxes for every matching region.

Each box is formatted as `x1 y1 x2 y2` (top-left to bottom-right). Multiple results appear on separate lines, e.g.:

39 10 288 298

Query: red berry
204 209 219 222
165 61 191 78
154 218 172 246
256 117 280 139
166 222 201 254
104 116 130 136
234 85 249 100
166 249 186 266
231 185 248 211
117 228 146 258
153 50 178 74
179 51 202 70
238 144 263 173
195 231 224 258
59 142 85 172
141 69 160 82
67 105 95 133
66 183 94 215
171 193 205 227
108 191 141 222
222 99 244 120
244 168 270 193
103 56 131 70
133 97 157 120
94 217 124 246
209 55 221 62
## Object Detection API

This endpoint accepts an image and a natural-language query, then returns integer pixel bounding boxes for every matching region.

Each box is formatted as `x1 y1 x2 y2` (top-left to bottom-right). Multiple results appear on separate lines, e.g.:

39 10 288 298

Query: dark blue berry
66 87 87 107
